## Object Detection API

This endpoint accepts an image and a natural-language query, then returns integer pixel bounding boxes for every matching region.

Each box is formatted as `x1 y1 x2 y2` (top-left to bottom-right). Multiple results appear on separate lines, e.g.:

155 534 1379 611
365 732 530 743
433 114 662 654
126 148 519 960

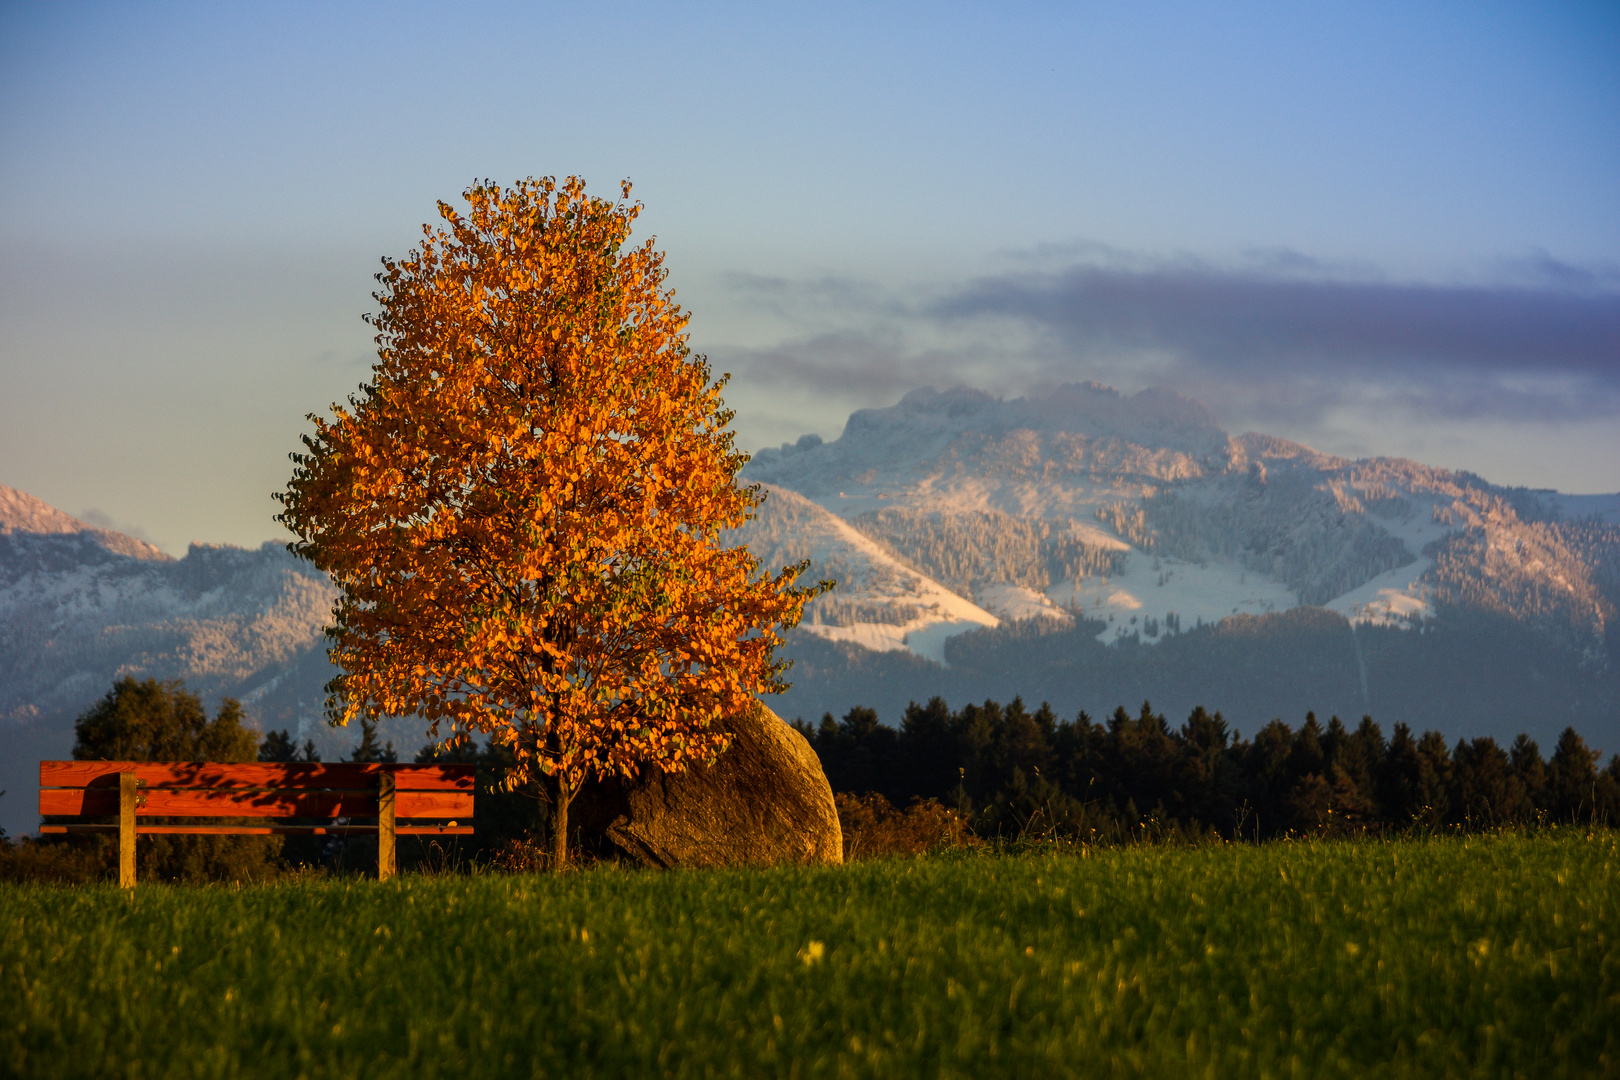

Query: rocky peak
0 484 169 562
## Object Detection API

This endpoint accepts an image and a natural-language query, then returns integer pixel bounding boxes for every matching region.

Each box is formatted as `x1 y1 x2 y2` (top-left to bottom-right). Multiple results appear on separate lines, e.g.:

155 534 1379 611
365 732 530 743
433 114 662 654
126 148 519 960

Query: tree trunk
549 772 574 871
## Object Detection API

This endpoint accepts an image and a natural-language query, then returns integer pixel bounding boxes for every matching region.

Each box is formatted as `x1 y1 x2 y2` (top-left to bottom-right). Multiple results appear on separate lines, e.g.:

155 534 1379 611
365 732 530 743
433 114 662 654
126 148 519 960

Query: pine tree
1510 734 1548 816
1546 727 1600 822
258 729 321 763
345 718 398 764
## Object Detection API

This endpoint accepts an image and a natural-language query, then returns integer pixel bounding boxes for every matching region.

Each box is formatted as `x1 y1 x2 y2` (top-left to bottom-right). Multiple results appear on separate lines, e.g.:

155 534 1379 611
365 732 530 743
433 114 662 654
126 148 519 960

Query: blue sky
2 2 1616 553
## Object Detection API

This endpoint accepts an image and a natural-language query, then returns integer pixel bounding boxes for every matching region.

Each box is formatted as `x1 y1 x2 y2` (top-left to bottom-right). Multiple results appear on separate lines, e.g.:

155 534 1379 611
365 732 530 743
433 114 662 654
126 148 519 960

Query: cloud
940 266 1617 375
719 253 1620 430
80 508 157 544
720 330 1034 400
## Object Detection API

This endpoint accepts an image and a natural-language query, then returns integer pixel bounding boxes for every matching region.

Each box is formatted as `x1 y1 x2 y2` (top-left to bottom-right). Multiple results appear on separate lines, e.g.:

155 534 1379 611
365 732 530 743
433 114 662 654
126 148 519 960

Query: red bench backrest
39 761 475 820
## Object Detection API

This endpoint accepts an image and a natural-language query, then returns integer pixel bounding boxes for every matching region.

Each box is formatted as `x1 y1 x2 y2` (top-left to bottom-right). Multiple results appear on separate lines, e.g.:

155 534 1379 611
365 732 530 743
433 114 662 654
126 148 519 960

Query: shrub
834 792 976 860
0 834 109 884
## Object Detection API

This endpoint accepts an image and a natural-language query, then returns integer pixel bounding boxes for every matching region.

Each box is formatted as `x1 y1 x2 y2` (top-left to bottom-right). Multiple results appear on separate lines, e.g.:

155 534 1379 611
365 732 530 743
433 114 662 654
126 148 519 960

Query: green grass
2 833 1615 1079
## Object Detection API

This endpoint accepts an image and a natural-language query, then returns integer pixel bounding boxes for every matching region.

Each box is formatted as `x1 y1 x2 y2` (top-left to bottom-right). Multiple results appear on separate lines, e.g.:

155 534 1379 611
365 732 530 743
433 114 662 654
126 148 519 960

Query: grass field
2 832 1614 1078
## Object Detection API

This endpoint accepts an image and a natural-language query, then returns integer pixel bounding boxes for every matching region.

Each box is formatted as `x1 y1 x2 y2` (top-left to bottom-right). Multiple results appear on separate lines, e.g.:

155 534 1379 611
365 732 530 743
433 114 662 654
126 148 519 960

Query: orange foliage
276 177 823 864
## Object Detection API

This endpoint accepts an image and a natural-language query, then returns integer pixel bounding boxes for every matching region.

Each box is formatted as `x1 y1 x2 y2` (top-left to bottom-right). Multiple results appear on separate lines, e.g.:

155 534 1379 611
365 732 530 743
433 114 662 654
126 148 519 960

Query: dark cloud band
721 257 1620 426
938 266 1620 379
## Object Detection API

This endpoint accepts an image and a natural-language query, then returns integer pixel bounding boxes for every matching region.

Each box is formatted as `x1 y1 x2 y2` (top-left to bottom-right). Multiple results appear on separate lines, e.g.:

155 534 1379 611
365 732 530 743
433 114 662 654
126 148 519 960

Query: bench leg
119 772 137 888
378 772 396 882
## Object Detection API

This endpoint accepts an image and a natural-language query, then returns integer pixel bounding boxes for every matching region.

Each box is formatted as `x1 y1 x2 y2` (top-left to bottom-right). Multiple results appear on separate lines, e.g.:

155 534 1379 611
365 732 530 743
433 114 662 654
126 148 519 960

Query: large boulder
572 702 842 867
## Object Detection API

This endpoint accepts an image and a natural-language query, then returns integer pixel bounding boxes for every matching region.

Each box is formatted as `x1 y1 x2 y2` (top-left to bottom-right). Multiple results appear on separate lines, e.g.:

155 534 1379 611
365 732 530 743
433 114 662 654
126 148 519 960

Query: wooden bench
38 761 474 886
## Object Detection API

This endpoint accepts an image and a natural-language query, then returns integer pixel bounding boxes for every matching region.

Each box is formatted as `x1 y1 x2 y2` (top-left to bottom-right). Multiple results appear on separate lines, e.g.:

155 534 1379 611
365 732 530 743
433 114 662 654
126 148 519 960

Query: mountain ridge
740 384 1620 657
0 484 169 563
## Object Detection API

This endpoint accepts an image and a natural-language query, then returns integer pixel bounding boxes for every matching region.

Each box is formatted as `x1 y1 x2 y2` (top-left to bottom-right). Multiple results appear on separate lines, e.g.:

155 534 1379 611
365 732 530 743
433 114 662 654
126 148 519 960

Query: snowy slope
1048 554 1297 642
748 383 1231 523
1323 559 1433 627
726 485 998 663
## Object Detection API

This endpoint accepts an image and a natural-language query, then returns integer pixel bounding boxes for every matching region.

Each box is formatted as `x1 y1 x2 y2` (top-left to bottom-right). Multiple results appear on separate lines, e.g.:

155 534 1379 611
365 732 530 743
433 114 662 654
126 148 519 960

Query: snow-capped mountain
0 487 337 730
741 383 1620 661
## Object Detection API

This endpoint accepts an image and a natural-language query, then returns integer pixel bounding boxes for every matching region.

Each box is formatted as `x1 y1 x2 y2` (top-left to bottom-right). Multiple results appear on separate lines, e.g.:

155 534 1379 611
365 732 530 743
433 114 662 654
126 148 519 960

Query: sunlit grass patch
2 831 1614 1078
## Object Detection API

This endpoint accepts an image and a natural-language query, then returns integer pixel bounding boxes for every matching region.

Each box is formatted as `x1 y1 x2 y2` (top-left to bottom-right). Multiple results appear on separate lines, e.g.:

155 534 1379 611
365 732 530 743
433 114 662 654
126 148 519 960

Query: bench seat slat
39 761 474 791
40 787 472 819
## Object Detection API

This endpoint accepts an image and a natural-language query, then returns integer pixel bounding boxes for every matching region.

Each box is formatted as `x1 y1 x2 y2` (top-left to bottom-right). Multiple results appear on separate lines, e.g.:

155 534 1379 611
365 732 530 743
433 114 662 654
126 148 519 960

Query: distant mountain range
4 382 1618 837
737 384 1620 747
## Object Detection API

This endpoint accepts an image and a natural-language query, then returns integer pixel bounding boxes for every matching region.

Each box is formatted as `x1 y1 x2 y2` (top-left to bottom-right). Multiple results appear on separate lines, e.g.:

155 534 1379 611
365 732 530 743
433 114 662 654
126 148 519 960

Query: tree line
7 677 1617 882
796 697 1620 841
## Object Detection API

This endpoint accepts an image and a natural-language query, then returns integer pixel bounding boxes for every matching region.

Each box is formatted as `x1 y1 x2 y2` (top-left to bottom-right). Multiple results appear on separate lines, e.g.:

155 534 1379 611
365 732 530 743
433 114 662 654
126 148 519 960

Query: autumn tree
276 176 822 868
